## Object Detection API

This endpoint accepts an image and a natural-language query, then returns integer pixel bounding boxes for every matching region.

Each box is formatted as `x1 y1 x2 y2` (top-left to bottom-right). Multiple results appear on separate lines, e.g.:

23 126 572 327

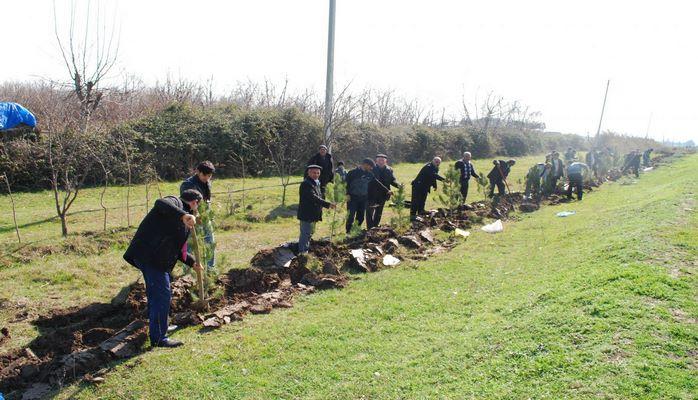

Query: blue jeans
298 221 315 254
346 195 367 233
135 259 172 346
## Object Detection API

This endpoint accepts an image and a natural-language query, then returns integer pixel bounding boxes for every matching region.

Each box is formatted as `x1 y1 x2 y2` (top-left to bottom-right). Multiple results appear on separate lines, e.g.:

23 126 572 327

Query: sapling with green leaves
390 183 409 232
437 167 463 215
326 181 347 242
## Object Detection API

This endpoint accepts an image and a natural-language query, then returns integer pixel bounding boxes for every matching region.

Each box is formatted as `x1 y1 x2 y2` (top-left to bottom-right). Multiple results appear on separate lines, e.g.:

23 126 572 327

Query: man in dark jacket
297 165 335 254
550 151 565 191
345 158 376 233
367 154 400 229
623 150 642 177
642 148 653 166
306 145 334 197
180 161 215 269
410 157 445 219
454 151 479 203
487 159 516 197
123 189 203 348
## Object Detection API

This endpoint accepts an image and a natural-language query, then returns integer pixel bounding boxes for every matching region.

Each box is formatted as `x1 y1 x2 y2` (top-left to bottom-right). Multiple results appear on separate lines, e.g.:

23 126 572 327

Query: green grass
1 153 694 399
0 155 543 353
39 154 696 399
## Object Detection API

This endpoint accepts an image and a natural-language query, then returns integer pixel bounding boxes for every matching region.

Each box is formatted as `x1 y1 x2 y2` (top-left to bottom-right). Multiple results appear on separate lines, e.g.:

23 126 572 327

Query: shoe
154 338 183 348
167 325 178 333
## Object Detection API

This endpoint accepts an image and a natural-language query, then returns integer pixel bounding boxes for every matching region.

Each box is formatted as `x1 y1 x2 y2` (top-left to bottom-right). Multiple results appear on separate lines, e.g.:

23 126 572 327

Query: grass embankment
0 156 541 351
48 154 698 399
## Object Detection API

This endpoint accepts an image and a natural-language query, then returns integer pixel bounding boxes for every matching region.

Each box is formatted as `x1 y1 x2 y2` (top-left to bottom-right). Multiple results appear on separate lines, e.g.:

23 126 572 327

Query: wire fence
0 180 305 239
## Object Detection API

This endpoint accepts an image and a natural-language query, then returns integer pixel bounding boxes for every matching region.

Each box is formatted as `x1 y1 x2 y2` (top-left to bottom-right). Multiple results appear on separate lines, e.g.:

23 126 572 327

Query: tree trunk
60 213 68 237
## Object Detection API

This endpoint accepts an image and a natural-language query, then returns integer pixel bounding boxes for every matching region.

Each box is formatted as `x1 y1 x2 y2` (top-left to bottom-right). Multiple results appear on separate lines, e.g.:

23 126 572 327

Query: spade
189 222 209 311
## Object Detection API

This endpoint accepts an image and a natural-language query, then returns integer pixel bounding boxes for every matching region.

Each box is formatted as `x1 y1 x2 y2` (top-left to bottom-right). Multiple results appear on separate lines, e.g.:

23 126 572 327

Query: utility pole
323 0 336 150
594 80 610 142
645 113 653 139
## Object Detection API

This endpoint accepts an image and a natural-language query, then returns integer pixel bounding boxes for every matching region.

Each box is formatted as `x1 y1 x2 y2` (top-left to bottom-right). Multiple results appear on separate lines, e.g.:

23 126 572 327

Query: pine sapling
437 167 463 215
326 181 346 242
390 183 409 232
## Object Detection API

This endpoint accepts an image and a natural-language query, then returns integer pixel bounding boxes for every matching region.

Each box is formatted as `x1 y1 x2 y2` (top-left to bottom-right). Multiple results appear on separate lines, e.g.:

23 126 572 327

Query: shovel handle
189 222 206 301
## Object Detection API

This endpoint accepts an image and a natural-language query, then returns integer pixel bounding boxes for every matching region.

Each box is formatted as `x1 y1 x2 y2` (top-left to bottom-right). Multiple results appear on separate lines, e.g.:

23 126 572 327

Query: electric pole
323 0 336 150
595 80 610 142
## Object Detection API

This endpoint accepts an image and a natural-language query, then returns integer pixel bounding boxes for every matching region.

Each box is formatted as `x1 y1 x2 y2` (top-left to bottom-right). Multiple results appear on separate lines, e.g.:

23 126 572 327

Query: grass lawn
39 153 698 399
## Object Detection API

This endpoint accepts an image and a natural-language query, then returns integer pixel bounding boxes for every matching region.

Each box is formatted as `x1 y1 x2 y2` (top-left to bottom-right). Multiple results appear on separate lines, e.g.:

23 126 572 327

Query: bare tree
53 0 120 127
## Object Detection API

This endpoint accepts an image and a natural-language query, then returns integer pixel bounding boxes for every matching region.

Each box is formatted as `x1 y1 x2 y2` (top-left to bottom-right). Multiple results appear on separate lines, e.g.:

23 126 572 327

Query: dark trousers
136 259 172 346
488 179 506 197
366 199 385 229
567 173 583 200
346 195 367 233
410 185 429 217
459 179 470 202
550 175 561 193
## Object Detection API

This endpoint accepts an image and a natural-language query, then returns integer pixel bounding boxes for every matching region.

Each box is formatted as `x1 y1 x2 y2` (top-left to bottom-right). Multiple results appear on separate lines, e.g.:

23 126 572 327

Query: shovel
189 222 209 311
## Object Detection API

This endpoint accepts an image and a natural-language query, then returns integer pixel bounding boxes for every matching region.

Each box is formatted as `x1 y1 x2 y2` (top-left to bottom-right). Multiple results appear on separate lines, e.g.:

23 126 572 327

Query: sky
1 0 696 143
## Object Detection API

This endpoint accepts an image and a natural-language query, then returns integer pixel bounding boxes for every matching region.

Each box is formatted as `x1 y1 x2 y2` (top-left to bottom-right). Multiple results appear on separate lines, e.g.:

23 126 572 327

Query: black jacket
454 160 479 181
297 178 331 222
123 196 195 272
306 153 334 185
345 167 374 197
411 162 445 192
487 160 511 182
180 175 211 202
368 165 399 202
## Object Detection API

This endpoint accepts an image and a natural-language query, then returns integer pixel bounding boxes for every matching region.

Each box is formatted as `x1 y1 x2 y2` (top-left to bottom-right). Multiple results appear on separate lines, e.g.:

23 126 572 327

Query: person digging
410 157 445 220
367 153 401 229
123 189 204 348
487 159 516 198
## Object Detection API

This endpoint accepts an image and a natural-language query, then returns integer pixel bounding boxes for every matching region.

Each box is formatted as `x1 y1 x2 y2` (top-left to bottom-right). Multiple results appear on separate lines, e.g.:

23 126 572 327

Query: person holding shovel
487 159 516 197
180 161 216 270
297 165 336 255
566 161 590 200
123 189 204 348
367 154 400 229
410 157 445 220
345 158 376 233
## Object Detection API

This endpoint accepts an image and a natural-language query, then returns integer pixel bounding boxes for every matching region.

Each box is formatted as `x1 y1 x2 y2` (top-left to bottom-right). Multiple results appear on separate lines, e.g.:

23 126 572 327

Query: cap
319 145 328 150
362 158 375 167
376 153 388 159
306 164 323 171
181 189 203 202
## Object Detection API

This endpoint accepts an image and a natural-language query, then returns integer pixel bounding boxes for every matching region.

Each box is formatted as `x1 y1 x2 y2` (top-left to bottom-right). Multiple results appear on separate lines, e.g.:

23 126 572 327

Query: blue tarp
0 102 37 131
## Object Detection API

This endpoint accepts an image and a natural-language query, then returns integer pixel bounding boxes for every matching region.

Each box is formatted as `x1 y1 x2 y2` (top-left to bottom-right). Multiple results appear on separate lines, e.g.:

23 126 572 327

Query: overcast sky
2 0 696 142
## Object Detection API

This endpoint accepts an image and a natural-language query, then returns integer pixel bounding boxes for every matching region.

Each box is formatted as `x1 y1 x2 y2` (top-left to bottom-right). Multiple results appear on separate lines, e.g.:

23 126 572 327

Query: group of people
523 147 654 202
125 145 656 349
297 146 400 254
297 146 525 250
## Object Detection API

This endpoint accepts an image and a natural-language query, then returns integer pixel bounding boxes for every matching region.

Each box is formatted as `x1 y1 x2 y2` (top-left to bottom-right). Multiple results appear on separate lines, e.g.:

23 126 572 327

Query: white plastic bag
481 219 503 233
643 167 653 172
556 211 576 217
382 254 401 266
454 228 471 239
